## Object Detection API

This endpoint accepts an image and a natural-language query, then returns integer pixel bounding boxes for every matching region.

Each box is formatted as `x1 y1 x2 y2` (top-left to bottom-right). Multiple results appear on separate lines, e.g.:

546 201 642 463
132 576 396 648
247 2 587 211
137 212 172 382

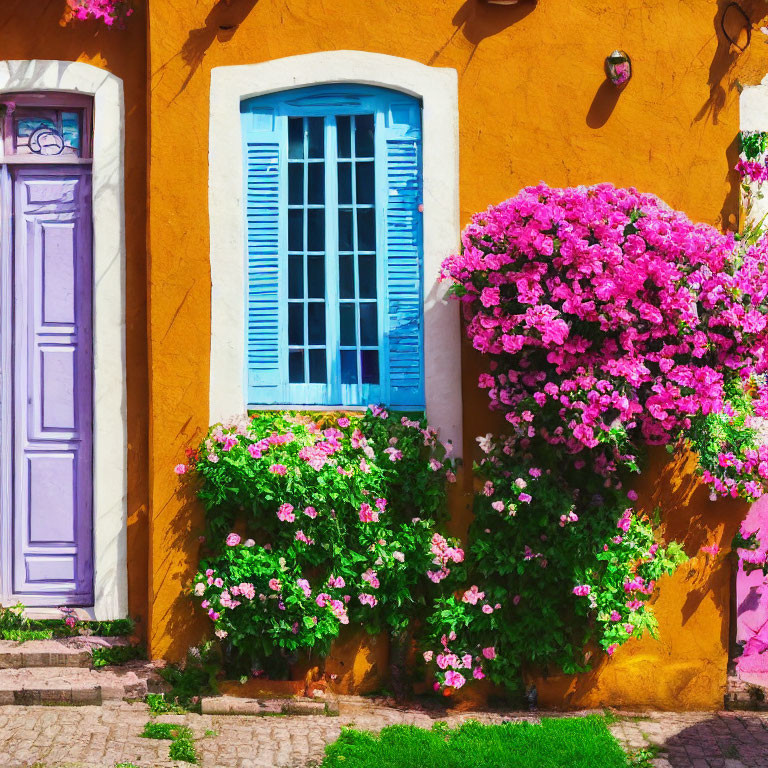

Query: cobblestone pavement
1 701 768 768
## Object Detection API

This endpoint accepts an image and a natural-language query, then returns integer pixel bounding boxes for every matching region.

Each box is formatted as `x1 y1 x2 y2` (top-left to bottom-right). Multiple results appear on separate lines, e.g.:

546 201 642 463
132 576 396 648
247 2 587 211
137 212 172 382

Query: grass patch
92 644 145 668
141 721 192 740
145 692 187 715
115 763 140 768
169 736 198 764
320 717 630 768
0 629 54 641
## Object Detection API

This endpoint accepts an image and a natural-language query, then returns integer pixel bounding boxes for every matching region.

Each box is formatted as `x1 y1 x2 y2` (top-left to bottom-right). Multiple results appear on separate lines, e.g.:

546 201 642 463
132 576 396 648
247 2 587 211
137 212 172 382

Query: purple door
6 168 93 606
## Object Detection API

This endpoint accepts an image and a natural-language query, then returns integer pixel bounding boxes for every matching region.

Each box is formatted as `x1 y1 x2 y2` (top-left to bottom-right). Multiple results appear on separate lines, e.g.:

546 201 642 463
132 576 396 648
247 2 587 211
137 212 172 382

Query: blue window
240 84 424 409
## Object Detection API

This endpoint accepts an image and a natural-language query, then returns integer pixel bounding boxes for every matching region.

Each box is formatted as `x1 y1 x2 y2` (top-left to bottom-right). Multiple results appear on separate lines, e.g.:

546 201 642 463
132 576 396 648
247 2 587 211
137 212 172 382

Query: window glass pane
355 162 375 205
288 303 304 346
288 255 304 299
338 162 352 205
361 350 380 384
288 164 304 205
338 209 353 252
288 209 304 252
355 114 374 158
358 254 376 299
308 163 324 205
309 349 326 383
307 117 325 158
61 112 81 151
341 349 358 385
336 116 351 158
288 118 304 159
360 303 378 346
307 303 326 345
357 208 376 252
307 254 325 298
340 303 356 346
289 350 305 383
339 254 354 299
307 209 325 252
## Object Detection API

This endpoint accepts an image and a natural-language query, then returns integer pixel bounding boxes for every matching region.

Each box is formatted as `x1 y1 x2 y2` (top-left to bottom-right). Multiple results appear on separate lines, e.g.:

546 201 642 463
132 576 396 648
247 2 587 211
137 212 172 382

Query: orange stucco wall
146 0 768 708
0 4 150 633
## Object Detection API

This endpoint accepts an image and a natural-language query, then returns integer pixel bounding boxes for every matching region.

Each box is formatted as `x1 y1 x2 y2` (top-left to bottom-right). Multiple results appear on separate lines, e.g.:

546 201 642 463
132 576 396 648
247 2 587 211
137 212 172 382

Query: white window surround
209 51 464 453
740 76 768 228
0 60 127 620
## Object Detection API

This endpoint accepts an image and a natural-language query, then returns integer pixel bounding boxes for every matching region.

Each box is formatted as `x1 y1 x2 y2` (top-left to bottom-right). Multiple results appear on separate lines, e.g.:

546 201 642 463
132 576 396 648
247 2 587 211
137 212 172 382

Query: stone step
0 662 166 706
0 636 132 669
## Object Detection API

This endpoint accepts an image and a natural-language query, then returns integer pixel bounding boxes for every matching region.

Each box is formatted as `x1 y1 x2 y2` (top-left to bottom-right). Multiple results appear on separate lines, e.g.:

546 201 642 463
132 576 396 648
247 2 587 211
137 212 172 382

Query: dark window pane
338 162 352 205
309 349 326 383
336 116 351 158
288 255 304 299
308 117 324 158
339 303 356 346
288 163 304 205
358 254 376 299
307 302 326 345
308 208 325 251
339 254 354 299
357 208 376 252
288 118 304 159
307 254 325 298
355 114 374 157
288 209 304 252
288 303 304 346
360 303 378 346
338 209 353 252
361 350 379 384
355 162 375 205
341 349 357 385
289 350 304 383
308 162 324 204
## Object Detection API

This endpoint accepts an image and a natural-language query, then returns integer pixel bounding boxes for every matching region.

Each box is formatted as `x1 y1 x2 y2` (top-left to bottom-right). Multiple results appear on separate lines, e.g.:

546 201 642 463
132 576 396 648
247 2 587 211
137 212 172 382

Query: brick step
0 636 132 669
0 663 166 706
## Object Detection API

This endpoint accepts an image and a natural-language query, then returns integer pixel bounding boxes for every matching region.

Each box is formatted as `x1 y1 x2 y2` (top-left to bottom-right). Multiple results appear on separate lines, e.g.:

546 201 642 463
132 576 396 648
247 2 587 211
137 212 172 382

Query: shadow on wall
586 80 621 130
695 0 768 126
428 0 537 70
149 480 207 660
177 0 260 96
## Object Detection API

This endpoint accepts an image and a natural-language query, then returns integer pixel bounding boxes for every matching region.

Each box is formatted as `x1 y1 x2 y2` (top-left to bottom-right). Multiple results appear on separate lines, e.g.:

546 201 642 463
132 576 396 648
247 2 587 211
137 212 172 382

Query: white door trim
0 60 127 619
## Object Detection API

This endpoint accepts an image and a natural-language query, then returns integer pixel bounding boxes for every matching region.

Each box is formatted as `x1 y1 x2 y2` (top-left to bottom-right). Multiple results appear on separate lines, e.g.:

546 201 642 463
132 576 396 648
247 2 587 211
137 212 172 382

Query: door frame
0 61 126 620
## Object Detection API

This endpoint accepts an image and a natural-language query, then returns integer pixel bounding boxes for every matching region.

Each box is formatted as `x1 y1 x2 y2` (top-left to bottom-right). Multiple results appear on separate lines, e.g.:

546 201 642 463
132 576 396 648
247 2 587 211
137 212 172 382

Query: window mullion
326 115 341 406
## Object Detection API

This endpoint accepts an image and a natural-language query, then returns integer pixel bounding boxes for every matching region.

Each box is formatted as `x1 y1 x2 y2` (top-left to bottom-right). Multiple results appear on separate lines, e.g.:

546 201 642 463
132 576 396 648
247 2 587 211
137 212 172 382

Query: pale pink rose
226 533 241 547
174 464 186 475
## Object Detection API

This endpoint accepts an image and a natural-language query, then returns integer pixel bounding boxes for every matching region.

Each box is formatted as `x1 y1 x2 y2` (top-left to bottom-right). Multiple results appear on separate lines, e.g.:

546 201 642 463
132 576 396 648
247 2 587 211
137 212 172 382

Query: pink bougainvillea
67 0 133 26
440 183 768 493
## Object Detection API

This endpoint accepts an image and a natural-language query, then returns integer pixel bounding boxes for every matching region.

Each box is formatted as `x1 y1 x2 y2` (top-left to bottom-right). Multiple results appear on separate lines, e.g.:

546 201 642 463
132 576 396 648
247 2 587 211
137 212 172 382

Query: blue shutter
381 100 424 408
242 106 286 405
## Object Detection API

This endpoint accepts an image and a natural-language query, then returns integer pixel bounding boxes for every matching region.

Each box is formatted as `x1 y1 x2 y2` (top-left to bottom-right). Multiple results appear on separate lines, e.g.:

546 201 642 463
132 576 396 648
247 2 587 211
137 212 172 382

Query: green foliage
320 717 630 768
741 131 768 161
145 692 186 715
114 763 140 768
627 747 658 768
423 442 687 689
168 736 198 764
156 643 219 711
91 644 145 668
141 721 192 740
0 603 29 638
189 409 457 672
1 629 53 641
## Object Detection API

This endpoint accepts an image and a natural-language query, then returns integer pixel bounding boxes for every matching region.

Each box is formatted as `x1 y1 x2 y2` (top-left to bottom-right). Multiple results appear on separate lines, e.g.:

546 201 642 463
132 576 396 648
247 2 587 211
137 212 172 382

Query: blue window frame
240 84 424 409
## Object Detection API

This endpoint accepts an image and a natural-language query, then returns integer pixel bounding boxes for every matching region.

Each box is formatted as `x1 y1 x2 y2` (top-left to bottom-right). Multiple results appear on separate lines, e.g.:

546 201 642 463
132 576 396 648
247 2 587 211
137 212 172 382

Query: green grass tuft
169 736 198 764
320 717 630 768
0 629 54 641
91 644 145 668
141 721 192 740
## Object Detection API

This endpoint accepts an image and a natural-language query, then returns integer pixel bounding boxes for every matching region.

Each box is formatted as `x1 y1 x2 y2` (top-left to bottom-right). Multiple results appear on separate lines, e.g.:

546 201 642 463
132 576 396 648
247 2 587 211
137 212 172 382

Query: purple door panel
10 168 93 606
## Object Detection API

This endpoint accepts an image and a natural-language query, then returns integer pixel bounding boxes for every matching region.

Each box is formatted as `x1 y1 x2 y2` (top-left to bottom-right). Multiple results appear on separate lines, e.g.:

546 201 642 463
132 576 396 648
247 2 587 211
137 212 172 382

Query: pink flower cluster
427 533 464 583
737 159 768 186
441 183 768 481
68 0 133 26
423 633 489 690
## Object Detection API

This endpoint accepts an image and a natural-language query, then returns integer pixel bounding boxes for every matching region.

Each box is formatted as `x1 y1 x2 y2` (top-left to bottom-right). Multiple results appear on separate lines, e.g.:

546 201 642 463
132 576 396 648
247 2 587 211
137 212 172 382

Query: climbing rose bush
423 183 768 692
181 409 459 675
